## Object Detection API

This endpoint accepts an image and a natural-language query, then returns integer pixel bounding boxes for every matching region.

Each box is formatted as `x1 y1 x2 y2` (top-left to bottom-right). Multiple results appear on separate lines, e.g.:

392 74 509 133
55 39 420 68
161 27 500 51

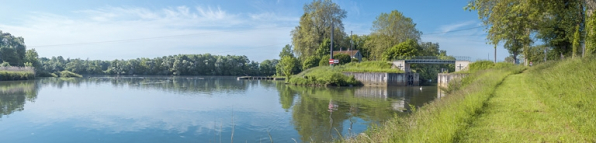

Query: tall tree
381 39 421 61
291 0 347 59
349 34 371 59
466 0 537 64
366 10 421 60
279 44 295 58
279 56 297 80
0 31 27 66
467 0 588 62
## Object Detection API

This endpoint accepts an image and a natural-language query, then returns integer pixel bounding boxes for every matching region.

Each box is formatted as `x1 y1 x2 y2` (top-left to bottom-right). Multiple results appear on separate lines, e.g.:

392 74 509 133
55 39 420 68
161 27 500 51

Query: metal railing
392 56 470 61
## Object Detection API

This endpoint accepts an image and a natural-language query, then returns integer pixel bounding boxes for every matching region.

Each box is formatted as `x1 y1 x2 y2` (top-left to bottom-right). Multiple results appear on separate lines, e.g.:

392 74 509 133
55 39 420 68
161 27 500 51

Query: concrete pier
437 73 468 88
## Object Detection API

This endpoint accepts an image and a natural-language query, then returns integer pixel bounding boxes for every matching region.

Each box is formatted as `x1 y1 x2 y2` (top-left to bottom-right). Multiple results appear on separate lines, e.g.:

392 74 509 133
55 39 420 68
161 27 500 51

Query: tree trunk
513 53 518 64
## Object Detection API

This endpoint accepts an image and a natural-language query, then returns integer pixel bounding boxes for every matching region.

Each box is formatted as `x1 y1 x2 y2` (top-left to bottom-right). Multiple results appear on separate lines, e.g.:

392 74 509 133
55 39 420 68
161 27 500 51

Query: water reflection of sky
0 77 437 143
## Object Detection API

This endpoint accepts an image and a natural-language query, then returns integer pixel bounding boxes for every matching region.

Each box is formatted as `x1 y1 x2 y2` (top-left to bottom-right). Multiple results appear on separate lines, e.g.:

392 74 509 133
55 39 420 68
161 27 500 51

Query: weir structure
342 56 471 87
391 56 471 72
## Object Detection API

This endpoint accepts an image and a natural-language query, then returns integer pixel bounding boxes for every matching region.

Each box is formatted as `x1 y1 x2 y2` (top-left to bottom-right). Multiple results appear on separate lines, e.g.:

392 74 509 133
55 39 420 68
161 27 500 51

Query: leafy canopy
382 39 420 61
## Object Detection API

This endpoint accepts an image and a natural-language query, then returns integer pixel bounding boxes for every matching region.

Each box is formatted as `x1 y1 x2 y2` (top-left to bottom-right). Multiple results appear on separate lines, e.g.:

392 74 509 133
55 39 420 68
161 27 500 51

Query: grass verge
458 74 587 142
523 55 596 141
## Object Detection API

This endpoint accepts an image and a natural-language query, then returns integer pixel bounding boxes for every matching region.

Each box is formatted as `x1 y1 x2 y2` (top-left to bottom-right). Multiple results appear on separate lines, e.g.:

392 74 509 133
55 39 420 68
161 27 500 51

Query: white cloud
195 6 227 20
0 5 296 61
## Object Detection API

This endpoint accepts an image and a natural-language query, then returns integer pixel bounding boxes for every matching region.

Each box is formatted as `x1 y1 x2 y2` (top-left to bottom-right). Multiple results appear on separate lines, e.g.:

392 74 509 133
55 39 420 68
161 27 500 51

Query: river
0 76 439 142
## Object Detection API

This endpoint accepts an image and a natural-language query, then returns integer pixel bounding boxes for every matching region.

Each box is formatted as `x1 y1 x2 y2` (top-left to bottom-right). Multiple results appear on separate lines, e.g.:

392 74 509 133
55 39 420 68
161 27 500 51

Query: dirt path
458 74 586 142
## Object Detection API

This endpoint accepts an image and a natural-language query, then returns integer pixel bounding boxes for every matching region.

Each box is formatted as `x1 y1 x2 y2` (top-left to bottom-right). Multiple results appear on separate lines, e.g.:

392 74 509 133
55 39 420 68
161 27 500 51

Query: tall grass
525 55 596 140
343 65 524 142
338 61 401 73
0 66 35 80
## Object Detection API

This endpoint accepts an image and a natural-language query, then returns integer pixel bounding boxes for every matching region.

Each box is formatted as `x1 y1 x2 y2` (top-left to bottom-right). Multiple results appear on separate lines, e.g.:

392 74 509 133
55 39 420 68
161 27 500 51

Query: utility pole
494 45 497 63
544 48 547 62
330 22 334 66
350 31 353 51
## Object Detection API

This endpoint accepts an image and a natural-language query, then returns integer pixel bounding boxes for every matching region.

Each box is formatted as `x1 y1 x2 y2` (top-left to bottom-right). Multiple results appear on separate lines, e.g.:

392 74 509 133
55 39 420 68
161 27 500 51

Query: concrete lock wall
437 73 468 88
343 72 419 86
455 61 470 72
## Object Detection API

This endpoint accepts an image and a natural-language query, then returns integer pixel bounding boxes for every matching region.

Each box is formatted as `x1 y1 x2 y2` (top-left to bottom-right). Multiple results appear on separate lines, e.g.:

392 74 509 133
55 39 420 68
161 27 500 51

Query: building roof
332 50 360 57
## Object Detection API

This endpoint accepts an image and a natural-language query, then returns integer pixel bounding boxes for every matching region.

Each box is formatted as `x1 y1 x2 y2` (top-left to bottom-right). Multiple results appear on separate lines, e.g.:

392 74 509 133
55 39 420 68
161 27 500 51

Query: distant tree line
2 30 279 76
38 54 279 76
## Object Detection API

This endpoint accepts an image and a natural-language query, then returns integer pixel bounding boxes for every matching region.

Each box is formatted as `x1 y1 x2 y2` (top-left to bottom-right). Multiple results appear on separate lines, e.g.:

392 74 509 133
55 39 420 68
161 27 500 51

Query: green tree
291 0 347 59
0 31 27 66
350 34 371 59
279 44 295 58
525 44 549 64
302 56 321 70
467 0 588 62
279 56 298 80
333 54 351 65
366 10 421 60
382 39 420 61
259 60 277 76
319 55 330 66
573 25 581 58
315 38 340 57
466 0 537 64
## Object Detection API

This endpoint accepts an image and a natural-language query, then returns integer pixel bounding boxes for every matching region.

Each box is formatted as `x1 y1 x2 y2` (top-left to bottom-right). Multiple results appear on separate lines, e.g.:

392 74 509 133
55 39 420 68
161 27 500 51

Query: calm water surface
0 76 438 142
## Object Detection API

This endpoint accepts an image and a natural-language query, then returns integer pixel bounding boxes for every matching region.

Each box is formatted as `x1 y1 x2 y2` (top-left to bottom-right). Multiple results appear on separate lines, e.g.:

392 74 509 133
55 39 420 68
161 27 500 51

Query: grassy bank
0 71 35 80
523 56 596 141
289 61 400 86
344 64 524 142
343 56 596 142
458 74 587 142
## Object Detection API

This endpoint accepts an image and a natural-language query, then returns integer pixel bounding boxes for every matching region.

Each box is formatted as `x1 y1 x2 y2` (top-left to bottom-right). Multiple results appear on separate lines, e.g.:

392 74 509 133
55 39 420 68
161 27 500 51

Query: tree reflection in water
0 80 39 118
0 77 436 142
277 84 417 142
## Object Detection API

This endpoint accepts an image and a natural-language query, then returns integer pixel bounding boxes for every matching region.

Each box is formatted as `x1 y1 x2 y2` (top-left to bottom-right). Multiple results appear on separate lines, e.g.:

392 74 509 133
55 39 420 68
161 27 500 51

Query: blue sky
0 0 510 62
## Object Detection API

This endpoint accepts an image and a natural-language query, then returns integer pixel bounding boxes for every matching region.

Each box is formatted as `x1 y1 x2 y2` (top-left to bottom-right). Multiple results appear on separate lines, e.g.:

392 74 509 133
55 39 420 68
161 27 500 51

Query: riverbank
288 61 401 86
343 56 596 142
0 71 35 81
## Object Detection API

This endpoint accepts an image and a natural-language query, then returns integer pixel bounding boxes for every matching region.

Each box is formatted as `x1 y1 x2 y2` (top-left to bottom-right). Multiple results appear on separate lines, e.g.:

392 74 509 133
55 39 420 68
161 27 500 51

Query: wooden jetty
237 76 285 80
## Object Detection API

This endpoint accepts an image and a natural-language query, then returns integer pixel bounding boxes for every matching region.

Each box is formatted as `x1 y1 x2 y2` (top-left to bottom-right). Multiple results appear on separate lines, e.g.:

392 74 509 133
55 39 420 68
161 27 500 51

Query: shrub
468 60 495 72
333 54 352 65
319 55 330 66
493 62 515 69
60 71 83 78
303 56 321 70
0 62 10 67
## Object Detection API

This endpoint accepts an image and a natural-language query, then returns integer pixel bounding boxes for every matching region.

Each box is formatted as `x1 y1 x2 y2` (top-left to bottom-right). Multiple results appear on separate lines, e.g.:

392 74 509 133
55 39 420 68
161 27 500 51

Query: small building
332 50 362 62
